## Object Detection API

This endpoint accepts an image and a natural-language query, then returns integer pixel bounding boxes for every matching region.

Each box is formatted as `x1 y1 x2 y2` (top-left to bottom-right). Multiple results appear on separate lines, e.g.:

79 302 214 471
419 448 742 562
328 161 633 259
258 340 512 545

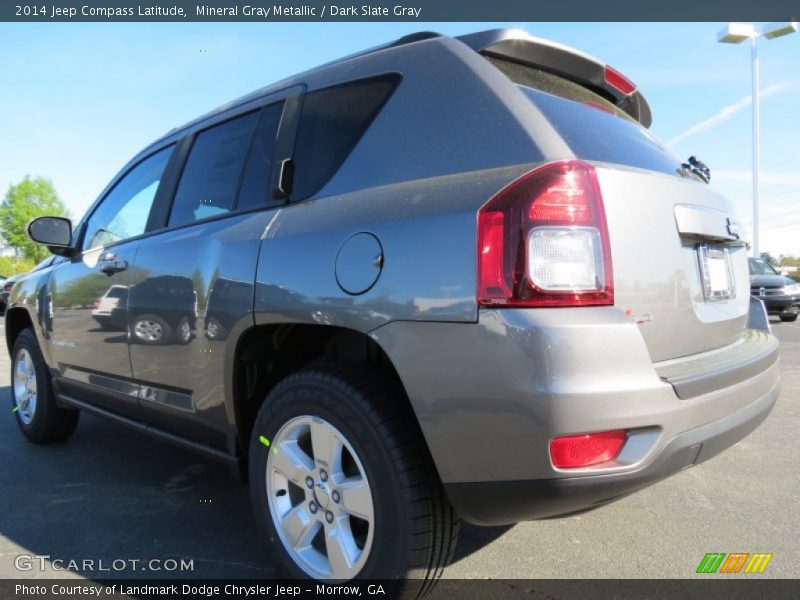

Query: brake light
477 160 613 307
550 430 627 468
604 65 636 96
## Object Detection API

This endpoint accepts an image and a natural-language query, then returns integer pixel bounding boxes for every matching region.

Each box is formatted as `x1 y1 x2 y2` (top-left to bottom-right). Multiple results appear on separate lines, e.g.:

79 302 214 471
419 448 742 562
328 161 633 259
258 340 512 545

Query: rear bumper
371 307 781 525
445 376 778 525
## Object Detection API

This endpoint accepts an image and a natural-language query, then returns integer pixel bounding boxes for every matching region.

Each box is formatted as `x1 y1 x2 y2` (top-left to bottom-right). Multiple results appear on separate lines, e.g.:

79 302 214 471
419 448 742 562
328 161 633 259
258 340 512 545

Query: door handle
98 253 128 275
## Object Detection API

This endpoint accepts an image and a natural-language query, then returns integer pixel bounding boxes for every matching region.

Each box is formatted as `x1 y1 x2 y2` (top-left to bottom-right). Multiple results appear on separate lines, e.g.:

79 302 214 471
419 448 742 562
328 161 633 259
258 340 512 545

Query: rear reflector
550 430 627 468
604 65 636 96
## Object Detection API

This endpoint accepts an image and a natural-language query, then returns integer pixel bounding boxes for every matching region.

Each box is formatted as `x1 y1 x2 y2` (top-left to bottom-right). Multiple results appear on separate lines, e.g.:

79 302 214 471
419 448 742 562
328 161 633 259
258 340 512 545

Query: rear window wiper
679 155 711 183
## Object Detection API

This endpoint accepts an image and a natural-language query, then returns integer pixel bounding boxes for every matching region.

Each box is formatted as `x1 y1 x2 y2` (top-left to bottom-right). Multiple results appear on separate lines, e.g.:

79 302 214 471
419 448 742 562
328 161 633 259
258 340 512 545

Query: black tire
780 313 798 322
176 317 193 345
131 314 173 345
249 366 458 598
11 328 79 443
205 316 227 341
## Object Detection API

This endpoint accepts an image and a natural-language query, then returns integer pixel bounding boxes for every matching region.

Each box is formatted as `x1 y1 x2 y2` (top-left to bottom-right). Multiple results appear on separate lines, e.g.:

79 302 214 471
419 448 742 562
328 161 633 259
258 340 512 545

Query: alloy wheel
266 415 374 580
13 348 38 425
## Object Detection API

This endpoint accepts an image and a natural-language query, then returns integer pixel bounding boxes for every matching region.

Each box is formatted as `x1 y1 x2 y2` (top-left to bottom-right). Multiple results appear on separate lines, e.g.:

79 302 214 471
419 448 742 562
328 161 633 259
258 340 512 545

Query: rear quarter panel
254 166 531 330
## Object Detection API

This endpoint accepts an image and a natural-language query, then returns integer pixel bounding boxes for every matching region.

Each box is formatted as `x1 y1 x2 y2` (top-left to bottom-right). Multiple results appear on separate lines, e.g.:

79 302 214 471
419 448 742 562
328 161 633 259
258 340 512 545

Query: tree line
0 176 69 275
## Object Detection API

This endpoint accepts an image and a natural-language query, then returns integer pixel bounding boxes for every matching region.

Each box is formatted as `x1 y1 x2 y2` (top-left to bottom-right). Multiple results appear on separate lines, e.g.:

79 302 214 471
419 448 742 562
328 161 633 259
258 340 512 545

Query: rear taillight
477 160 613 307
550 430 627 469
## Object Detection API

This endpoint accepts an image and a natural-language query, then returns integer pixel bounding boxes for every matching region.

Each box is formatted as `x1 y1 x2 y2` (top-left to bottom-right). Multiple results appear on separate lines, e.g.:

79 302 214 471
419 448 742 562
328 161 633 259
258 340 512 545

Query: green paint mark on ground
259 435 270 447
12 406 19 413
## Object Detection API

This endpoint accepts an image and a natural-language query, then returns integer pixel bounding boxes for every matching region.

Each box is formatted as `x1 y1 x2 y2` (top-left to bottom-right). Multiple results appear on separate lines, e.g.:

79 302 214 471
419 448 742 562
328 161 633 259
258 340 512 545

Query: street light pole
750 35 760 256
718 22 797 257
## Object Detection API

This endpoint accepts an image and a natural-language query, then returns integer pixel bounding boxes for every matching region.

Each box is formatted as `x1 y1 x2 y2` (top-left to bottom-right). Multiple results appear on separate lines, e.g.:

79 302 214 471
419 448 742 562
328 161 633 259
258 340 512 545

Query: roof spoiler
456 29 653 128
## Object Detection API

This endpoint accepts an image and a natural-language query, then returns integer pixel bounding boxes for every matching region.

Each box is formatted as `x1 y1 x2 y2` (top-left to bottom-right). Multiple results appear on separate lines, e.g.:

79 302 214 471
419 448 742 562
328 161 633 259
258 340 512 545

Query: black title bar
4 0 800 22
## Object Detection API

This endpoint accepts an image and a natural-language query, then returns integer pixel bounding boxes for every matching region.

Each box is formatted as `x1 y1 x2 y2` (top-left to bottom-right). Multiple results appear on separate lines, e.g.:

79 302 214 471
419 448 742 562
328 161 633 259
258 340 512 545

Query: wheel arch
5 307 34 355
230 323 425 459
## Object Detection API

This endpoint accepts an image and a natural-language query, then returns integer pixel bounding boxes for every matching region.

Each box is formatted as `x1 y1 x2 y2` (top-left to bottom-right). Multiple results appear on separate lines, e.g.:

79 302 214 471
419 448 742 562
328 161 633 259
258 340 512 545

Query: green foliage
777 255 800 268
0 256 36 278
0 176 69 263
55 273 112 308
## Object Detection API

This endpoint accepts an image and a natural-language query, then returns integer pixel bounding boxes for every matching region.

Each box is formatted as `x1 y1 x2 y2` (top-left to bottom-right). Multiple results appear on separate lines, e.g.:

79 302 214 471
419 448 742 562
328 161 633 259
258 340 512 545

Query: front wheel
11 328 79 443
249 367 458 597
780 313 798 322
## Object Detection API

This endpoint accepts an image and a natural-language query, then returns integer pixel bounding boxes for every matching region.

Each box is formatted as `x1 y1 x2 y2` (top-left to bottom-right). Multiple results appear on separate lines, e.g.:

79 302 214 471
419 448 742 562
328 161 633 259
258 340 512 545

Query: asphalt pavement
0 320 797 582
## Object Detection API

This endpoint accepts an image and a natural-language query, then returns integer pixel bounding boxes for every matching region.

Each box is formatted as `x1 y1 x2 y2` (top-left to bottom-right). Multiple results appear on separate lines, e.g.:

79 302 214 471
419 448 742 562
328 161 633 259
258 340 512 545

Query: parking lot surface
0 320 797 581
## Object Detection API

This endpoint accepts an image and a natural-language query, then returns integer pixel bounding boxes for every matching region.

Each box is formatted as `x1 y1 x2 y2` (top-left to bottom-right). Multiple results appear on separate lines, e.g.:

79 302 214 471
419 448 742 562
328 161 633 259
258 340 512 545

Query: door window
237 103 285 211
83 146 173 251
168 111 259 227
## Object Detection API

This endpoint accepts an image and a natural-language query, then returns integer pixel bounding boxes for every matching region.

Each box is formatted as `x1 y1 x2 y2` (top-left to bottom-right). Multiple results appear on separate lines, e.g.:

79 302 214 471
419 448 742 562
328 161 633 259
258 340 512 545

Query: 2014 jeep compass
7 29 780 595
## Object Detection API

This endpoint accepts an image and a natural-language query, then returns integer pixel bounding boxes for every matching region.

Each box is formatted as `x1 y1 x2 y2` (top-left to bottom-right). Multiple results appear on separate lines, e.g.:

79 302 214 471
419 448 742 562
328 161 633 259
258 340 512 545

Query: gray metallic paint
5 30 781 520
128 211 269 450
370 308 779 483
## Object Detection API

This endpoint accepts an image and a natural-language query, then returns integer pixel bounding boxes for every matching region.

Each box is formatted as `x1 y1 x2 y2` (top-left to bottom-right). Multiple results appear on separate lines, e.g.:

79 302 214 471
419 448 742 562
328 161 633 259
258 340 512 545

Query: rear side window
168 111 259 227
237 102 284 211
292 74 399 200
520 85 682 177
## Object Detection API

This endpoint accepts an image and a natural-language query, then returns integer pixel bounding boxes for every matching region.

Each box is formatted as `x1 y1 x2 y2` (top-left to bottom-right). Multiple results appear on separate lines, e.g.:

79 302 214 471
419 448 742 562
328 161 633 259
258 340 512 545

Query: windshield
749 259 779 276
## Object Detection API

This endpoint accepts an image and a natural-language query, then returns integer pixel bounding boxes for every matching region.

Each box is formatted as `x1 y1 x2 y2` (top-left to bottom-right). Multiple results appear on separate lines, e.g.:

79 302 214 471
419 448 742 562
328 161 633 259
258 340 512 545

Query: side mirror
27 216 73 256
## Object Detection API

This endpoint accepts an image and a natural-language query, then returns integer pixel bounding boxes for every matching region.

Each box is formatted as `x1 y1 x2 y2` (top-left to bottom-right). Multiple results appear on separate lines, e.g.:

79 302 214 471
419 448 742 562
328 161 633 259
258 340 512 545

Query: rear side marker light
550 430 627 468
477 160 613 307
604 65 637 96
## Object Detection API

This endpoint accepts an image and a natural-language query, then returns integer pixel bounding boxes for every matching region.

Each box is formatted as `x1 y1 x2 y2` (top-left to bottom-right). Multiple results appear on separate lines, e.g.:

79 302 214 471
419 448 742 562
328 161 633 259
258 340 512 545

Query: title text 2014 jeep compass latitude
8 29 780 595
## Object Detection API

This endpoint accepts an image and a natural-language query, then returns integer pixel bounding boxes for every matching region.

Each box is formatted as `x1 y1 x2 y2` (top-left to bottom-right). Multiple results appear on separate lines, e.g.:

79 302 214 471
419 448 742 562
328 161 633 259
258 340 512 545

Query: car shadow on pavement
450 523 513 563
0 392 505 579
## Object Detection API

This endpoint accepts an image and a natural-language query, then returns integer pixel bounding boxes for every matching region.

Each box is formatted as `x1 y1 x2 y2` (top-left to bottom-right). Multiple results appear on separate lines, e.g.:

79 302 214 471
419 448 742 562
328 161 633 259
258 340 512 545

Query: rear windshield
488 57 683 178
520 86 681 176
518 84 683 178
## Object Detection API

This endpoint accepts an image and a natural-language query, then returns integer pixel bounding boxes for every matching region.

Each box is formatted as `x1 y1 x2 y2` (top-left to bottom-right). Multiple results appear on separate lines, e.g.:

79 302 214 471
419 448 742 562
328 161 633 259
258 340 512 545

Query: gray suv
7 29 780 594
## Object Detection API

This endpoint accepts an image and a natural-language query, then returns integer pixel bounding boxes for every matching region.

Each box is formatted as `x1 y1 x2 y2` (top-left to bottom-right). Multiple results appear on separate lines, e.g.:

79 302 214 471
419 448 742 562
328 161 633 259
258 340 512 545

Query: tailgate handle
674 205 744 243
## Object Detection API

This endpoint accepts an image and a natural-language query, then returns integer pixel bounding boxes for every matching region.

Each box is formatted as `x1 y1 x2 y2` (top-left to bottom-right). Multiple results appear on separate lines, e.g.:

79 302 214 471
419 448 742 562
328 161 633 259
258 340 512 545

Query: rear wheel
780 313 798 322
249 367 458 597
132 314 172 345
11 328 79 443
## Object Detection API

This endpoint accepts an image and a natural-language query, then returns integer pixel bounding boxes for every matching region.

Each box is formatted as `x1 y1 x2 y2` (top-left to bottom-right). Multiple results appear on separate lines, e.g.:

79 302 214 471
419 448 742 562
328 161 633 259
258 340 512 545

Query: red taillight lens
604 65 636 96
550 430 627 469
477 160 613 307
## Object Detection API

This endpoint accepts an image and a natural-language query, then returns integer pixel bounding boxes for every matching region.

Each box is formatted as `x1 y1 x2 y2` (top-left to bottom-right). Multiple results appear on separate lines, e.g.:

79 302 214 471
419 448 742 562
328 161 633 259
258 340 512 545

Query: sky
1 22 798 257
